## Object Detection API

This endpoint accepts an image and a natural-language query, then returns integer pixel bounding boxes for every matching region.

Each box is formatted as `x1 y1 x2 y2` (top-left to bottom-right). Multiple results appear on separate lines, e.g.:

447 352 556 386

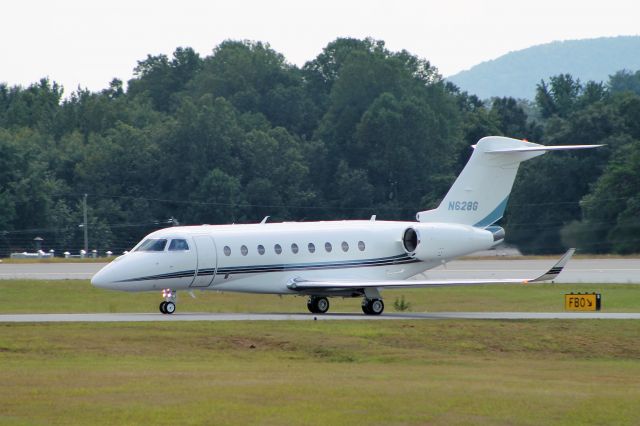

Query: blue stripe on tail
474 196 509 228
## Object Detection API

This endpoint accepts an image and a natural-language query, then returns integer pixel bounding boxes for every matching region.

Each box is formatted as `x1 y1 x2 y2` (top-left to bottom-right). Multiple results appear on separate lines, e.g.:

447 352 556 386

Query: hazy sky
2 0 638 94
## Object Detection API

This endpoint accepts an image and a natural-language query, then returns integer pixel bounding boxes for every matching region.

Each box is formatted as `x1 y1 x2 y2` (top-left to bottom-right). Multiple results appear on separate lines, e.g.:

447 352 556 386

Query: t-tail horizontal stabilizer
286 249 576 291
484 145 603 153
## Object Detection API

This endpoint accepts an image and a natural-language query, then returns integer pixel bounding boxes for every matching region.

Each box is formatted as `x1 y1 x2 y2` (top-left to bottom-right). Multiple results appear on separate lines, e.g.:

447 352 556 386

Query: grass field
1 279 639 314
2 280 640 425
1 320 640 425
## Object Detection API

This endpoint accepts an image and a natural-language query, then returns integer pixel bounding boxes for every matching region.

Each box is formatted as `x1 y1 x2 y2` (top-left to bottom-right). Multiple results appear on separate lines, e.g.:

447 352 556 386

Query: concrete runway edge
1 312 639 322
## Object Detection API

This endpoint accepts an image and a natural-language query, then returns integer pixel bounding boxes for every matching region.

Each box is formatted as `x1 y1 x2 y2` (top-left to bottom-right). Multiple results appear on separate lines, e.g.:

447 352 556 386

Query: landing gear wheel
307 296 330 314
362 298 384 315
361 299 372 315
159 301 167 314
370 299 384 315
164 301 176 314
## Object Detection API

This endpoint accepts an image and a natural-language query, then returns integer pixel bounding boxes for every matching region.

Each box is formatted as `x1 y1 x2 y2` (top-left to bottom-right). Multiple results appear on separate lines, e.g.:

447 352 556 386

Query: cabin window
257 244 265 255
223 246 231 256
168 239 189 251
325 242 332 252
358 241 366 251
308 243 315 253
274 244 282 255
241 245 248 256
291 243 299 254
341 241 349 252
136 239 167 252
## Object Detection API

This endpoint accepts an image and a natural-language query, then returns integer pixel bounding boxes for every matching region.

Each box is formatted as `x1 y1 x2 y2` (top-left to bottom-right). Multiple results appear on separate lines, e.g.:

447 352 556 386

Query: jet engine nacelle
402 223 495 261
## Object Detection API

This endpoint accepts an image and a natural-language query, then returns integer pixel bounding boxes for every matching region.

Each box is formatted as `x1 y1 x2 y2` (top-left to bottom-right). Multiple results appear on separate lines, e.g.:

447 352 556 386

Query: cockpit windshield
136 239 167 252
169 239 189 251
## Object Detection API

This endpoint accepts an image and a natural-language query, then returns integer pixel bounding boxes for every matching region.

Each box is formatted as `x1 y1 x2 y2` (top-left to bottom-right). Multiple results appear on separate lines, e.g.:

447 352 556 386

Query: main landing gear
159 288 176 315
307 296 330 314
306 295 385 315
361 298 384 315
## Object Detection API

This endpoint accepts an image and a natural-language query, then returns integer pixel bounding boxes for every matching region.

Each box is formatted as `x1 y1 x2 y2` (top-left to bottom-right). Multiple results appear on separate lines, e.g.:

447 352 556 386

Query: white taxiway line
0 273 94 279
1 312 639 322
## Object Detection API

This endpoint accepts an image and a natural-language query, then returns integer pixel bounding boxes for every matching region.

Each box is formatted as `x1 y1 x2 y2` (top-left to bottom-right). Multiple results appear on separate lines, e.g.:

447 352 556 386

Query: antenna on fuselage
260 216 270 224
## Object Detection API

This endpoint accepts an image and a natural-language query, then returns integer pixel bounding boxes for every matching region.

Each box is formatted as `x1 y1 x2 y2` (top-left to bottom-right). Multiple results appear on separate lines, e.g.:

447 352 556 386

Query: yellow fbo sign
564 293 601 311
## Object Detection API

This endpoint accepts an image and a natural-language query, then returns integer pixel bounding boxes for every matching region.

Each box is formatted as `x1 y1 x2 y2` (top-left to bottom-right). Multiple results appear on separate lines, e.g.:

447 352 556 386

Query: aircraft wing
287 249 575 291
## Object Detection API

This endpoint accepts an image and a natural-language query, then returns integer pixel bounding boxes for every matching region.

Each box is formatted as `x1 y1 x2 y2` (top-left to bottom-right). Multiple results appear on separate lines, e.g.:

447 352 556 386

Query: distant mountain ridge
447 36 640 100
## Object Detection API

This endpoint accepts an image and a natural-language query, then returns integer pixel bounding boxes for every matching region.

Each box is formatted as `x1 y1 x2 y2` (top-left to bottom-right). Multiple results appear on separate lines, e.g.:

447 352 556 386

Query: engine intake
402 227 419 252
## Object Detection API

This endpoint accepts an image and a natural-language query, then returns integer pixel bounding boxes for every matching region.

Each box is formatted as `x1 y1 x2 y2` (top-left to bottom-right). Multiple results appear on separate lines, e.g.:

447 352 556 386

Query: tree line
1 38 640 255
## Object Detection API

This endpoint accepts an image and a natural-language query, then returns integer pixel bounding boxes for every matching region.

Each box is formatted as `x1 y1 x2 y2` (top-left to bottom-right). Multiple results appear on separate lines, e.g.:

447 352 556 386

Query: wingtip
530 248 575 282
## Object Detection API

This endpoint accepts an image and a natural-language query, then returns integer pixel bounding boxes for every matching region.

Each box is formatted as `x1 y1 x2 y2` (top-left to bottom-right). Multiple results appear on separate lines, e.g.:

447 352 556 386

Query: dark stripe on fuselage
217 253 414 275
117 253 418 283
117 270 197 282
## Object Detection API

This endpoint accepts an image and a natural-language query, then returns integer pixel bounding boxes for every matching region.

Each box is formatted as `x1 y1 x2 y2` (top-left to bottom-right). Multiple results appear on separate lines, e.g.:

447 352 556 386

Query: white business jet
91 136 600 315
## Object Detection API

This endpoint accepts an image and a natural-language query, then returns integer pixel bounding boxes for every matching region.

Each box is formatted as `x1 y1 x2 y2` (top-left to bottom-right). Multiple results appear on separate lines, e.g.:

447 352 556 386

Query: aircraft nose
91 266 115 289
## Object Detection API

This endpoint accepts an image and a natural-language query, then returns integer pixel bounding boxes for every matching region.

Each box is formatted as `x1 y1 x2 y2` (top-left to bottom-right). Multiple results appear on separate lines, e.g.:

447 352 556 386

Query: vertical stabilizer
416 136 600 227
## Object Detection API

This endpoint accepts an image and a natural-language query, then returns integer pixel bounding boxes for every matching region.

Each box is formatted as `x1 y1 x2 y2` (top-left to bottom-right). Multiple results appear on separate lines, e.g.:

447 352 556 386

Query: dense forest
1 38 640 256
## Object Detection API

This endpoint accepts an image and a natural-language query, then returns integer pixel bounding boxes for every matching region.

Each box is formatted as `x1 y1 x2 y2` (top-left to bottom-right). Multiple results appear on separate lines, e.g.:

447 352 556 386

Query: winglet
528 248 575 283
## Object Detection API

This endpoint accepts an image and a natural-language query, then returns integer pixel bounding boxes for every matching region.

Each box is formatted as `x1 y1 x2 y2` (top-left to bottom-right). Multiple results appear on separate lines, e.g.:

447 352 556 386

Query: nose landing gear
159 289 176 314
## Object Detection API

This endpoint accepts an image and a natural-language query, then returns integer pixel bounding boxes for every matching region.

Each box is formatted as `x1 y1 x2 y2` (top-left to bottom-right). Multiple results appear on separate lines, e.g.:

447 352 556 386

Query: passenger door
191 235 217 288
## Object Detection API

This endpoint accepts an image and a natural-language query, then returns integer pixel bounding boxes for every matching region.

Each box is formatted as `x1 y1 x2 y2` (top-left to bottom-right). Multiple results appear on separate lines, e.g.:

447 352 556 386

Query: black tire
165 301 176 314
370 299 384 315
159 301 167 314
362 299 384 315
316 297 329 314
307 296 329 314
307 298 318 314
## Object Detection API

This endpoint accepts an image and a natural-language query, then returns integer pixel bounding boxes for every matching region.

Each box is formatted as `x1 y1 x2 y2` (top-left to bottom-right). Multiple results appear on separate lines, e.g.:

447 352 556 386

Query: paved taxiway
0 262 101 280
2 258 640 282
425 258 640 283
1 312 639 322
3 258 637 323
